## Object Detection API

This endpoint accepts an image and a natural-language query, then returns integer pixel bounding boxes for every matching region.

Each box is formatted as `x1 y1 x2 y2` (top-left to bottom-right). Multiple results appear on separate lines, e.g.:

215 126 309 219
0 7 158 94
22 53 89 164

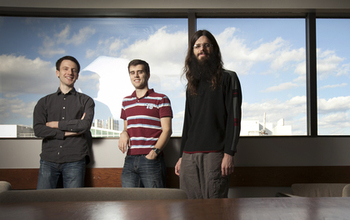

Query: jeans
37 159 86 189
121 154 166 188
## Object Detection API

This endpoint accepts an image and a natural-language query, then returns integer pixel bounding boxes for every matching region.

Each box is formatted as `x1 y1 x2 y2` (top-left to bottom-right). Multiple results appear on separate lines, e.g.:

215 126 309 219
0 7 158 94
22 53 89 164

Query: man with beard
175 30 242 199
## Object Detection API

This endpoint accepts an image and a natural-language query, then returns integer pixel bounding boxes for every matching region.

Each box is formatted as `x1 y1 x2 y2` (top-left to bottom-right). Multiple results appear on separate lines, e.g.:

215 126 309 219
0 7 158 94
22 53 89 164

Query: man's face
56 59 79 88
129 64 149 90
193 36 213 63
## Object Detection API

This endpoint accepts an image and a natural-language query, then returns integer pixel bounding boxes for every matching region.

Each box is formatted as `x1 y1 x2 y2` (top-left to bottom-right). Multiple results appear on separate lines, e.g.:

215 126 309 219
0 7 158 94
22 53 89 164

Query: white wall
1 137 350 169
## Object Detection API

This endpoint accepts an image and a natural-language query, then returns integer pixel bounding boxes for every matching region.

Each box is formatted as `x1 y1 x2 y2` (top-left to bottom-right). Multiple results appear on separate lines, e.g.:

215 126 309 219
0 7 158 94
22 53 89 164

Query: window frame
1 8 349 138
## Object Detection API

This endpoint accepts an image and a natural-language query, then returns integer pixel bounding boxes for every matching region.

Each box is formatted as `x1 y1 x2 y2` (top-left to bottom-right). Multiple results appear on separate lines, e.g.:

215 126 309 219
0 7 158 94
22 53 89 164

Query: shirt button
62 117 65 120
58 152 60 155
60 146 62 148
63 107 65 109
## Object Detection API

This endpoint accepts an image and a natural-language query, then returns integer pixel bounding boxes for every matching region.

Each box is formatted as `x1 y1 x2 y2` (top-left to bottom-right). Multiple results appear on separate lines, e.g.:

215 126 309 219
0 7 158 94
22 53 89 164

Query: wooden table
1 197 350 220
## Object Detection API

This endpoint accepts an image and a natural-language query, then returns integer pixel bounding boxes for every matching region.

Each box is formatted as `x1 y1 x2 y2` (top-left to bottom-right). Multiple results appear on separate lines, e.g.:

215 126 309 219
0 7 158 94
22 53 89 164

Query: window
1 14 347 138
198 18 306 135
316 19 350 135
0 17 187 137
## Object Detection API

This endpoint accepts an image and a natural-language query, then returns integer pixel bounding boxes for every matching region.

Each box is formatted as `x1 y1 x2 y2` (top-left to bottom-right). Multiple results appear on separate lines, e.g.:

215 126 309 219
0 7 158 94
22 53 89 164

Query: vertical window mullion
188 11 197 43
306 13 318 136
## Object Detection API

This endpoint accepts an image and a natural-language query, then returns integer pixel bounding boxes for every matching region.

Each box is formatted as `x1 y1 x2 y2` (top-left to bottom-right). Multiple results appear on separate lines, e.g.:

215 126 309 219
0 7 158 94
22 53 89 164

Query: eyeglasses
193 43 213 49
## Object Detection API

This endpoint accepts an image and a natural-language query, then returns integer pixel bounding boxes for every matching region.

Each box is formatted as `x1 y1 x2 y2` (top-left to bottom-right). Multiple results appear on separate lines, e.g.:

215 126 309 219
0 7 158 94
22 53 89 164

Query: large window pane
0 17 187 138
316 19 350 135
198 18 306 136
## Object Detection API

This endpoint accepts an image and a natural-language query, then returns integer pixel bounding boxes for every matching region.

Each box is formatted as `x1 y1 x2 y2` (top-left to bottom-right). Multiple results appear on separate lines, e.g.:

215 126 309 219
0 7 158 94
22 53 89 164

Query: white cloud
294 61 306 75
271 48 305 70
318 96 350 114
174 111 184 119
242 96 307 134
66 27 96 46
318 112 350 135
262 82 299 93
320 83 347 90
0 55 56 95
39 25 96 57
243 96 306 121
217 27 305 77
39 35 66 57
120 27 187 75
317 49 348 80
319 112 350 127
86 37 128 58
337 63 350 77
0 97 36 124
240 95 350 135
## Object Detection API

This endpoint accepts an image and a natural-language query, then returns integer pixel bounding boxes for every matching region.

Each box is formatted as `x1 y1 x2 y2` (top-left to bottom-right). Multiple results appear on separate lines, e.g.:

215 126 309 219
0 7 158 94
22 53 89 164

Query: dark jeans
37 159 86 189
121 154 166 188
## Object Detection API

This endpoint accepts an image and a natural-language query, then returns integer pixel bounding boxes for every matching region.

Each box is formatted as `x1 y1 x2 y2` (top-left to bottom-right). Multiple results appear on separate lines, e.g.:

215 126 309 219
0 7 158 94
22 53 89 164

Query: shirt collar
131 88 154 99
56 87 77 95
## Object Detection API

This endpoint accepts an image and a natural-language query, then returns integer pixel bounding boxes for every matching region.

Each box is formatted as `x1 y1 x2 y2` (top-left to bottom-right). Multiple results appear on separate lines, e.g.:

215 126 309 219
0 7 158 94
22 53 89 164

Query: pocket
208 169 229 198
143 155 158 161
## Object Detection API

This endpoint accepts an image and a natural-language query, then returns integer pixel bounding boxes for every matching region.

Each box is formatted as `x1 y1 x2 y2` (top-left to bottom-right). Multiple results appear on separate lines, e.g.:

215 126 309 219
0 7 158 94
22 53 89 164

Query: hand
145 150 157 160
175 158 182 176
221 153 234 177
64 131 82 137
46 121 59 128
118 131 130 153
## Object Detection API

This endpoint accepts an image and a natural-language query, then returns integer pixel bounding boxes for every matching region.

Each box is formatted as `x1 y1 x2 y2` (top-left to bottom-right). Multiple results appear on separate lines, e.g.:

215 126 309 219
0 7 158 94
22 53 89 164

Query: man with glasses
175 30 242 199
118 59 173 188
33 55 95 189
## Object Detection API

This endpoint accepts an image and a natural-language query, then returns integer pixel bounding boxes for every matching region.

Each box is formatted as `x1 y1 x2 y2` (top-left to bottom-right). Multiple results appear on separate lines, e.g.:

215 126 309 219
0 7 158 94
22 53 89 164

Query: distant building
91 117 121 138
240 113 292 136
0 125 35 138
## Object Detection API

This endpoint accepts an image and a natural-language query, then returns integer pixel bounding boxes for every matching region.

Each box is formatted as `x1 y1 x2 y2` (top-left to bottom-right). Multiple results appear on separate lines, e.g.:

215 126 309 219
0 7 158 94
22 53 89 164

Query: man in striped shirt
118 59 173 188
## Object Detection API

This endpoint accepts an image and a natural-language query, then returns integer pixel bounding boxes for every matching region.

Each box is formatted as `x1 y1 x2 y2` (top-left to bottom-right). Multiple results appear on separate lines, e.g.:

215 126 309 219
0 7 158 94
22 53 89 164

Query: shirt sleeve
179 91 191 158
58 96 95 133
224 71 242 156
33 97 65 140
159 95 173 118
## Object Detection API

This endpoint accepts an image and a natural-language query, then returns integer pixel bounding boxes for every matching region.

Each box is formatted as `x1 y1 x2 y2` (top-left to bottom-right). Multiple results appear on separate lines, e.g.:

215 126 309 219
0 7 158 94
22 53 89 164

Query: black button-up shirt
33 88 95 163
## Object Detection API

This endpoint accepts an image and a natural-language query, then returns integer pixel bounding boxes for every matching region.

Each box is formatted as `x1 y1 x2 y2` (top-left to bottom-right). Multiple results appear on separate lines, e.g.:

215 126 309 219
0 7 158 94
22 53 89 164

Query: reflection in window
0 17 187 138
198 18 306 135
316 19 350 135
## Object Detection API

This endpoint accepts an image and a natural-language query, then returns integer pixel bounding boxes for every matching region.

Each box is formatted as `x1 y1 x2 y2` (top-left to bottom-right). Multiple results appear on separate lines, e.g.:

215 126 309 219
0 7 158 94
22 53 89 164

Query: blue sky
0 17 349 136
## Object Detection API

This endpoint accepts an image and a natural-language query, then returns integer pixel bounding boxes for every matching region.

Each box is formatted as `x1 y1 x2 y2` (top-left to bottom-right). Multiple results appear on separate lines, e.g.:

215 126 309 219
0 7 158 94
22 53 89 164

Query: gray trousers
179 152 230 199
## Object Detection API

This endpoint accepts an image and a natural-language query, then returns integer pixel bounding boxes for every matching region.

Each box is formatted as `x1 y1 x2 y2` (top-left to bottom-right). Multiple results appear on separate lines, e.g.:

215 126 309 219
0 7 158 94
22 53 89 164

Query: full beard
190 53 218 81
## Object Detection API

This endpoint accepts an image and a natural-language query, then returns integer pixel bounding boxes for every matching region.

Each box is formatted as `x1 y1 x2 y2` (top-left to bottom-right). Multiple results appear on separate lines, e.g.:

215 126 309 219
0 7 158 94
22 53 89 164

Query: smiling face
56 59 79 89
193 36 213 63
128 64 149 90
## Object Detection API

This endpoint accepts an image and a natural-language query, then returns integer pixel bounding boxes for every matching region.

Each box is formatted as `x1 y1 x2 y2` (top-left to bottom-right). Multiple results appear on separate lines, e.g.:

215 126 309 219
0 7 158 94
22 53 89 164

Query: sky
0 17 349 136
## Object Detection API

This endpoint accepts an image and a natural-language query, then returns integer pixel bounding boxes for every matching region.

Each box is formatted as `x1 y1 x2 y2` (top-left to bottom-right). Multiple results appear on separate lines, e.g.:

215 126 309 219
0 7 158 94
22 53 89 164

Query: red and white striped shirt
120 89 173 155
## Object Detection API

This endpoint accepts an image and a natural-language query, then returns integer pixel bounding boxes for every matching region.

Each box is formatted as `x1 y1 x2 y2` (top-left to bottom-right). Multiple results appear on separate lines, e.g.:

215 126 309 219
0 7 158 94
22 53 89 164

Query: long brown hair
183 30 224 95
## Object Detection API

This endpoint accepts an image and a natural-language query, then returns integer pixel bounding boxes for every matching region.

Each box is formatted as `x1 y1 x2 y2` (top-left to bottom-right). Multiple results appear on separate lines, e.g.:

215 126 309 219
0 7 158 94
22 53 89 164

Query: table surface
1 197 350 220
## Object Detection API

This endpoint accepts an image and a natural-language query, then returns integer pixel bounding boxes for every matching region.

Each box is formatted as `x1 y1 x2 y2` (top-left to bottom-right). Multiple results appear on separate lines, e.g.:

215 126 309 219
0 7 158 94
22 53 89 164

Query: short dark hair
128 59 150 75
56 56 81 73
